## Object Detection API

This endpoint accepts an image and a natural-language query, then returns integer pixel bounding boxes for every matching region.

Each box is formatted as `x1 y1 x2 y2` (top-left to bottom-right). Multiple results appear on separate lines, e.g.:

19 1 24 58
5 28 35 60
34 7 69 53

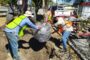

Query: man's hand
0 24 6 31
38 26 42 30
0 26 4 31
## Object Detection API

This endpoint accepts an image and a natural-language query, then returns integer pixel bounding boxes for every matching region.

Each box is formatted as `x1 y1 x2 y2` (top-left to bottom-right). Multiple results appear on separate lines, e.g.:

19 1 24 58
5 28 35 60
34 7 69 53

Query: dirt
0 17 81 60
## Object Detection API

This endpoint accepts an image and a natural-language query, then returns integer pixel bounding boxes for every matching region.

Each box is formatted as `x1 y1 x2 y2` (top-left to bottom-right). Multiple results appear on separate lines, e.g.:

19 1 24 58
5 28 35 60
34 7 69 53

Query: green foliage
0 0 17 6
0 0 9 5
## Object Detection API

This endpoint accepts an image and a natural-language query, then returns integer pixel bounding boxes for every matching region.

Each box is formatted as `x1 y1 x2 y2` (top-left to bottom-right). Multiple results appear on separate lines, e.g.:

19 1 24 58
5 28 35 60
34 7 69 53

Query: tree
0 0 9 5
0 0 17 6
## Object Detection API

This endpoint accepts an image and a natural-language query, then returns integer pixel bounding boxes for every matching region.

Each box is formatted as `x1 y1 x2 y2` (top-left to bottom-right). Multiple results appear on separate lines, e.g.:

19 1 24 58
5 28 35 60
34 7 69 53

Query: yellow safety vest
18 25 27 37
6 15 27 37
6 15 26 29
47 10 52 21
48 15 52 21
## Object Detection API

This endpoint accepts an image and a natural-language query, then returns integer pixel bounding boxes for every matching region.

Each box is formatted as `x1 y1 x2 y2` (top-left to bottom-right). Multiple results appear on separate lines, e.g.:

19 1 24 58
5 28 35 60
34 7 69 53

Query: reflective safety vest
47 10 52 21
6 15 26 29
6 15 27 37
65 20 73 27
58 20 73 33
18 25 27 37
48 13 52 21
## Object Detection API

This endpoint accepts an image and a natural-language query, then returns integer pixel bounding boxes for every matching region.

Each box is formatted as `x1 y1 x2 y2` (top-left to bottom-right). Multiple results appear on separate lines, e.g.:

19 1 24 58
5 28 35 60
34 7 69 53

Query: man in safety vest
4 11 40 60
54 16 73 52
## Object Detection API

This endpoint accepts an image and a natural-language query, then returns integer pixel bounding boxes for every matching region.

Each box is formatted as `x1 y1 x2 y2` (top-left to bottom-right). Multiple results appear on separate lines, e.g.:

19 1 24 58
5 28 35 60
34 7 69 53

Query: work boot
59 45 63 49
13 57 20 60
60 48 67 52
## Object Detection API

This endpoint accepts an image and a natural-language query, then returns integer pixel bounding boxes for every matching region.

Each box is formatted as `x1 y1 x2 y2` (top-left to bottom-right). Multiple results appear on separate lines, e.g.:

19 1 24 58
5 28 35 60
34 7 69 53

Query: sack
34 23 51 42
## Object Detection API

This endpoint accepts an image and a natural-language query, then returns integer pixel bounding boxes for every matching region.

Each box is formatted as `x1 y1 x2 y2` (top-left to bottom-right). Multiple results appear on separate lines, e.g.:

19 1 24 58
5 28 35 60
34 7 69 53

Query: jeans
5 32 20 60
62 31 71 51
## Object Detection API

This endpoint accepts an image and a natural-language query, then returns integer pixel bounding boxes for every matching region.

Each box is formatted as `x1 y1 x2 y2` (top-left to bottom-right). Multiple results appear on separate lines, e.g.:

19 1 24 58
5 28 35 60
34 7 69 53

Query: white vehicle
54 6 75 17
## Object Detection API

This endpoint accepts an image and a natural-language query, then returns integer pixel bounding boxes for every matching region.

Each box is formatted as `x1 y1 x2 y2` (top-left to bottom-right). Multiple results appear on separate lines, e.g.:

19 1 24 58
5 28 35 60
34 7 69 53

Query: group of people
1 5 74 60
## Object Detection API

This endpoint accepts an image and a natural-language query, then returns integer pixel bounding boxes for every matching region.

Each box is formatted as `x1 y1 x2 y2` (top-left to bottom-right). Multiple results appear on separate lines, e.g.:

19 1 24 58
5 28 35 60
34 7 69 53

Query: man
4 11 40 60
54 16 73 52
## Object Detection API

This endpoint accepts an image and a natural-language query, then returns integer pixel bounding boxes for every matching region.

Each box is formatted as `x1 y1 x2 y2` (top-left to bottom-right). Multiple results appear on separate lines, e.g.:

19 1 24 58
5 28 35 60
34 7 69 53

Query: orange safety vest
58 20 73 33
65 20 73 27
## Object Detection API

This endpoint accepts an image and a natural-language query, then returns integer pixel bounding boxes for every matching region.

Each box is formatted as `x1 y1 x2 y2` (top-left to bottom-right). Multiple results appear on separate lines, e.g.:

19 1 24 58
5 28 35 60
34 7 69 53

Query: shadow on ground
50 37 62 48
18 37 46 51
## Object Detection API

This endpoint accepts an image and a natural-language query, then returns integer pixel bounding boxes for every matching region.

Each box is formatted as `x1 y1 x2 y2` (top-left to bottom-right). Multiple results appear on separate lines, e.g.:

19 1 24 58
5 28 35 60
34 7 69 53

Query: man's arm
26 18 38 30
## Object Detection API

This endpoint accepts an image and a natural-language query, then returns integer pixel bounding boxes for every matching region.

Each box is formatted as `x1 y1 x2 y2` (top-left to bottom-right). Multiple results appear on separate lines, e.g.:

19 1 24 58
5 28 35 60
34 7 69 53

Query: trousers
5 32 19 60
62 31 71 50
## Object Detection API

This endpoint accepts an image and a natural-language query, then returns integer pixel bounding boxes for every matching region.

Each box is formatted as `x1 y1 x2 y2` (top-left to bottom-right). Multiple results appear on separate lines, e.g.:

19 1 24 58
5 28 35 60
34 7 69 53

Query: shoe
6 53 12 60
13 56 20 60
18 52 26 60
59 45 63 49
60 48 67 52
13 57 20 60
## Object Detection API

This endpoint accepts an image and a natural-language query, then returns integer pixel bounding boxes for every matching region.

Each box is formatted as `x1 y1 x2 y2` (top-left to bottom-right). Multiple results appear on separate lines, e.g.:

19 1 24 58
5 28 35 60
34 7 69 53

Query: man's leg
5 32 20 60
62 31 71 52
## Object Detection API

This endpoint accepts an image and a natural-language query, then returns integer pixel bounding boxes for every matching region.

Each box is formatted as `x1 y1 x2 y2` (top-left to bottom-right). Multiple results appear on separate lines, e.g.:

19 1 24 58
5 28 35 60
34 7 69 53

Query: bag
34 23 51 42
